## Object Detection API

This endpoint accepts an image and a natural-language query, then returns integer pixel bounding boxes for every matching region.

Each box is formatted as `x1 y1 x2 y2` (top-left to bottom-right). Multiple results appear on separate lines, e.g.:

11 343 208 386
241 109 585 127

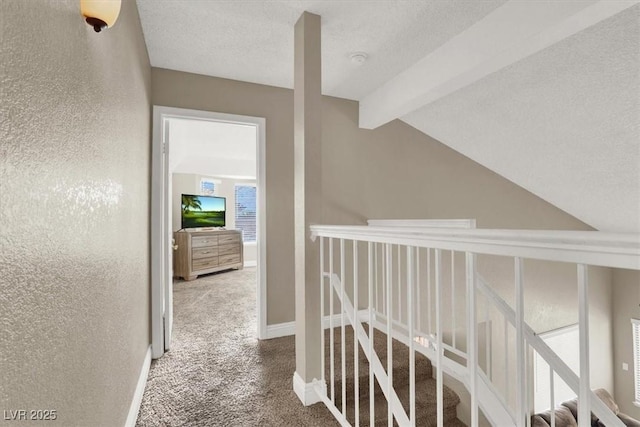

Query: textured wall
0 0 151 425
612 269 640 419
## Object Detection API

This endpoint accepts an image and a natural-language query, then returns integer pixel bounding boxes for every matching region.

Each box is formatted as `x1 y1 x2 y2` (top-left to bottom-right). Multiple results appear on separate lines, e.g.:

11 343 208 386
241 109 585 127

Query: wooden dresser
173 229 243 281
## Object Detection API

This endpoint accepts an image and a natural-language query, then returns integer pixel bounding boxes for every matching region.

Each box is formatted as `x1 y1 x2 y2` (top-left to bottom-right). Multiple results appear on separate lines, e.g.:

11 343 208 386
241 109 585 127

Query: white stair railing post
354 241 360 427
504 317 509 403
466 252 478 426
330 238 335 403
320 237 325 384
340 239 347 417
416 248 421 334
515 257 526 427
427 248 432 337
435 249 444 427
407 246 416 426
577 264 590 427
397 246 401 323
386 243 393 427
368 242 375 427
550 368 556 427
451 251 456 351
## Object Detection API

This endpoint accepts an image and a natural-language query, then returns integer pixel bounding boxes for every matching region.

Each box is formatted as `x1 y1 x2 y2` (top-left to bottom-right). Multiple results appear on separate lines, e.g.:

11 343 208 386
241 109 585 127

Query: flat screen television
181 194 226 229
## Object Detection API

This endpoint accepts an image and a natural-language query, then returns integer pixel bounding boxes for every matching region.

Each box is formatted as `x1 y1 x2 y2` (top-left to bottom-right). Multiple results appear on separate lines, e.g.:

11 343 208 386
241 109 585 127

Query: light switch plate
622 362 629 371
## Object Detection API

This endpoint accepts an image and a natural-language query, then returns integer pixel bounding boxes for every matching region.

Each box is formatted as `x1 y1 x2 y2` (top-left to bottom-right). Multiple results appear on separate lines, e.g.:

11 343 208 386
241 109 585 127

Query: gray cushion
617 413 640 427
561 398 598 425
532 414 550 427
539 406 578 427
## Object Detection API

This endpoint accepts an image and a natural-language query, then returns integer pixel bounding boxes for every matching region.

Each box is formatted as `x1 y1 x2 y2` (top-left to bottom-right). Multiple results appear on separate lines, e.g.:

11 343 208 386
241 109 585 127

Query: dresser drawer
218 243 240 256
192 247 219 259
219 254 241 265
192 257 219 271
192 235 218 248
218 233 241 244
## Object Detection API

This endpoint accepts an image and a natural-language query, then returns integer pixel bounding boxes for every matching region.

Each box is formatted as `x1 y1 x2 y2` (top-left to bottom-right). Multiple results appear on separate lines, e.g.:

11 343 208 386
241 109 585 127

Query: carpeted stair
325 326 465 426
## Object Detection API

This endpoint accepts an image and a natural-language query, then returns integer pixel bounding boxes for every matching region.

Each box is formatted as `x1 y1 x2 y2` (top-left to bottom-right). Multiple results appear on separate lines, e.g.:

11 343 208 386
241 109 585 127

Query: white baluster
407 246 416 426
550 367 555 427
451 251 456 350
382 244 387 318
416 247 421 334
515 257 525 427
320 237 325 384
340 239 346 417
397 245 401 324
368 242 375 427
486 297 491 379
505 317 509 406
435 249 444 427
374 244 378 314
386 243 393 427
354 241 359 427
427 248 432 336
466 252 478 426
330 238 335 403
577 264 590 427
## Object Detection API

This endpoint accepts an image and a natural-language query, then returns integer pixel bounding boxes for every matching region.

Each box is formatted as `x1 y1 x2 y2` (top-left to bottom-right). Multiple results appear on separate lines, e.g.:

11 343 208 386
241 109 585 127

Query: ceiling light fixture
349 52 368 65
81 0 122 33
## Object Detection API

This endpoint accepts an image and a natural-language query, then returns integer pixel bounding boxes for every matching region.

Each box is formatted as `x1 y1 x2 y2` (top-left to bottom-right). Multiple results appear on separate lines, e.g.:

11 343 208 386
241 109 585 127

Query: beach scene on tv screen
182 195 225 228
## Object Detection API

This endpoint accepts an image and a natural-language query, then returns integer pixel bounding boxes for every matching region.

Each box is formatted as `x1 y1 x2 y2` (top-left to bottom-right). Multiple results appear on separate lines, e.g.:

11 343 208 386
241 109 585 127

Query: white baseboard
124 346 152 427
243 260 257 267
293 372 326 406
265 321 296 339
265 310 370 339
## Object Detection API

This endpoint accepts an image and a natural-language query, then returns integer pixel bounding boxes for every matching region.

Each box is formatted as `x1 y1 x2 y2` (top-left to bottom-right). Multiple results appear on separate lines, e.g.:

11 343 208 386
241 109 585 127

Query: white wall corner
293 372 326 406
125 346 152 427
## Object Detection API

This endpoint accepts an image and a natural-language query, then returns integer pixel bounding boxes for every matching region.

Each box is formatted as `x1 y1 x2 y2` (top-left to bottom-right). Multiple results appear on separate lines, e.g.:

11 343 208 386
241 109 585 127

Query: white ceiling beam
359 0 639 130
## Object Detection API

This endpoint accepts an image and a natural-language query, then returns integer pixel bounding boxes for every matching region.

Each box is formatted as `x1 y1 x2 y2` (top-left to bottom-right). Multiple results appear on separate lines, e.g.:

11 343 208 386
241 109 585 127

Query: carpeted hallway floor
135 267 338 426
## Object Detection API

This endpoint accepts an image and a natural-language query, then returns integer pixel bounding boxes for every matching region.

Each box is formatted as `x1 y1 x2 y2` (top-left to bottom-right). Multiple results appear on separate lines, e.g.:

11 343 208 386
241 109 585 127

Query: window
200 178 220 196
235 184 256 243
633 318 640 406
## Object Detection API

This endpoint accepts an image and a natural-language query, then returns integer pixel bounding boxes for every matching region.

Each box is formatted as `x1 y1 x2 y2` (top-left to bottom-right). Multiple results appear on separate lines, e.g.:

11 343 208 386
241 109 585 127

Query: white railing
309 221 639 427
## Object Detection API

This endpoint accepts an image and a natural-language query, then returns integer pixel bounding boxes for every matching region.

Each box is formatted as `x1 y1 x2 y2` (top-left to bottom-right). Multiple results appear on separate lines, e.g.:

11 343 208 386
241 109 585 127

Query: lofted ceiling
138 1 640 233
136 0 506 100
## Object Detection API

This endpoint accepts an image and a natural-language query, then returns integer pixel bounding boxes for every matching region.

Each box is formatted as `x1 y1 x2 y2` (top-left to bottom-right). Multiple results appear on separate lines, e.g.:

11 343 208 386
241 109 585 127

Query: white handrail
310 225 640 269
476 276 625 427
311 224 637 427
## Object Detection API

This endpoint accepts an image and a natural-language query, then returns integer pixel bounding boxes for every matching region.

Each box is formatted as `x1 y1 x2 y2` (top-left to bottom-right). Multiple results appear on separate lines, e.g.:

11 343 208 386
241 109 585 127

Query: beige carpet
136 268 338 426
136 267 465 426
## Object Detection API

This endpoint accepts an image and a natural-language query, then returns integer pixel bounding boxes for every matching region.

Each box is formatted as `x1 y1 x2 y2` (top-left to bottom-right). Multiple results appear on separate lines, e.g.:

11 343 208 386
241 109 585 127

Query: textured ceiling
141 1 639 233
137 0 506 100
402 5 640 232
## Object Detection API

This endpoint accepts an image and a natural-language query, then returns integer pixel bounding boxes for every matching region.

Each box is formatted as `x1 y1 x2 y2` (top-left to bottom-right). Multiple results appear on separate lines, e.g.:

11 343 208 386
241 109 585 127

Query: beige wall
613 269 640 419
153 68 295 324
0 0 151 426
152 69 616 417
152 67 613 317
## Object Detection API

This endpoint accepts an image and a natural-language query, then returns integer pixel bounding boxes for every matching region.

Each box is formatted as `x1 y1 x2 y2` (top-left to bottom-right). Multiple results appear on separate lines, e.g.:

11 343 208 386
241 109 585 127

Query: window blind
633 318 640 406
235 184 256 242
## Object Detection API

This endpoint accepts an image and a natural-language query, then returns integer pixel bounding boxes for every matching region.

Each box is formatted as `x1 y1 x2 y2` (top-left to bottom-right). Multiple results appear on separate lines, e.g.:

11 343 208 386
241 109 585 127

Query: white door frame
151 105 268 359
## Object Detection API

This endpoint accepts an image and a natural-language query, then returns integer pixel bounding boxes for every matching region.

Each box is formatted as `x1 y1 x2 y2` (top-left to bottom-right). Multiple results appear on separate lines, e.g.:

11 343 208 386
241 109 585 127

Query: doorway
151 106 267 359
